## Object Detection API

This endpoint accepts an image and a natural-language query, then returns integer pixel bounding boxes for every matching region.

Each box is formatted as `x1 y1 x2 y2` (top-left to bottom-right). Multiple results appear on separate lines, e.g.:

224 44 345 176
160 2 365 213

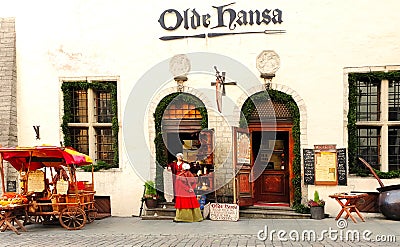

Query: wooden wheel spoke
59 207 86 230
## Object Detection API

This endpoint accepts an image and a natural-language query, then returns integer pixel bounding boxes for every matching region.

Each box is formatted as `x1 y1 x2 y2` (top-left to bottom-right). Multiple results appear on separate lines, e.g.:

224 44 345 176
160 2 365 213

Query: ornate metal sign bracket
211 66 237 113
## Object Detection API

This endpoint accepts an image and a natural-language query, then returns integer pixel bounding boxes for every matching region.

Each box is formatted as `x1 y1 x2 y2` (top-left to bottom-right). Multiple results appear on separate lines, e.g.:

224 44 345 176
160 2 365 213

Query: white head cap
176 153 184 158
182 163 191 170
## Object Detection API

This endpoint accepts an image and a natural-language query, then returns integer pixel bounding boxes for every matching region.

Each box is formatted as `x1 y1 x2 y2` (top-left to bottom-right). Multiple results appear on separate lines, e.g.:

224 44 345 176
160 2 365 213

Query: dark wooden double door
252 130 290 203
236 127 293 206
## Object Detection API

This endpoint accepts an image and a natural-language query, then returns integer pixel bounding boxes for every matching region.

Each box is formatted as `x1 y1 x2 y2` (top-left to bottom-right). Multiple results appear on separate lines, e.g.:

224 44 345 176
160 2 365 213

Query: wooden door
233 127 253 206
253 131 290 203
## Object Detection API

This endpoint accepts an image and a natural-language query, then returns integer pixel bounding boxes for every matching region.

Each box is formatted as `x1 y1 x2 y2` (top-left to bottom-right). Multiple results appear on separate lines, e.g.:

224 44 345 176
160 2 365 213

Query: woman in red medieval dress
167 153 185 200
174 163 203 222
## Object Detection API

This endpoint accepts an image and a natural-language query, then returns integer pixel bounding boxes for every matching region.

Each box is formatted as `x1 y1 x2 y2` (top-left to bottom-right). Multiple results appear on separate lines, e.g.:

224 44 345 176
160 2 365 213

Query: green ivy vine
154 92 208 166
240 90 302 209
154 92 208 191
348 71 400 178
61 81 119 170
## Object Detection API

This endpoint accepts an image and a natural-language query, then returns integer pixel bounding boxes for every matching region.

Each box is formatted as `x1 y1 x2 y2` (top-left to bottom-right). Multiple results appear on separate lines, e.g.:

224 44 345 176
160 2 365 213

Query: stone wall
0 18 18 191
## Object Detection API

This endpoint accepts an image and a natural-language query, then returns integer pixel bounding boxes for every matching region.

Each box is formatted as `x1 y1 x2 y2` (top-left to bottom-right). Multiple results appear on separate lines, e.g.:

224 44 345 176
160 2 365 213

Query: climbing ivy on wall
240 90 302 209
348 71 400 178
61 81 119 169
154 92 208 191
154 92 208 167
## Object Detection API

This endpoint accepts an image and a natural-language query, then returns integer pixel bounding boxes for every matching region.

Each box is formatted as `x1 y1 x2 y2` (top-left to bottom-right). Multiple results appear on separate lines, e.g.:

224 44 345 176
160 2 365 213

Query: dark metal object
159 33 206 40
211 66 237 96
377 184 400 220
207 29 286 38
33 125 40 140
210 66 237 112
359 157 400 220
139 185 146 217
159 29 286 41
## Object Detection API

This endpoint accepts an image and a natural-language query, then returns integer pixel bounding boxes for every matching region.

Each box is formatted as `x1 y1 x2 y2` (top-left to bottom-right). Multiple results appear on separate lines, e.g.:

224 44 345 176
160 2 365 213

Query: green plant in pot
308 191 325 220
143 180 158 208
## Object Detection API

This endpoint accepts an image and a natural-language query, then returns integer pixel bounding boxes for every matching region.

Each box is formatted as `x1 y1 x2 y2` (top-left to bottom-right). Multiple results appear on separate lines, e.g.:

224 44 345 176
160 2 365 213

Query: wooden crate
352 191 379 213
52 195 66 211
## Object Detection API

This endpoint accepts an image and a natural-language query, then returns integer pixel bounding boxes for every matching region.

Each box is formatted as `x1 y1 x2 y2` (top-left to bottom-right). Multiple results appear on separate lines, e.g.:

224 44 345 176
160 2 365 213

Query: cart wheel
86 210 97 223
59 207 87 230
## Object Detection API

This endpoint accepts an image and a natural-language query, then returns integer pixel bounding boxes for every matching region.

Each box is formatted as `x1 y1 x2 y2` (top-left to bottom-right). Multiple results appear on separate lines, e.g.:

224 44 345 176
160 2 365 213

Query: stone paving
0 214 399 246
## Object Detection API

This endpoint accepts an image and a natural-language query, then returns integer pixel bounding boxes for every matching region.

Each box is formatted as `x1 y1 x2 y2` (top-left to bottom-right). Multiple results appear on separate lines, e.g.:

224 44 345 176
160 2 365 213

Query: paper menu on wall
315 151 337 182
27 170 45 192
56 180 69 195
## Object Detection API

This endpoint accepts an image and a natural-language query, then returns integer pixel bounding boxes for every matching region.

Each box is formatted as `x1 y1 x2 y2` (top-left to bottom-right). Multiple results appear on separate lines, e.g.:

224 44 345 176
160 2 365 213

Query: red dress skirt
174 171 200 209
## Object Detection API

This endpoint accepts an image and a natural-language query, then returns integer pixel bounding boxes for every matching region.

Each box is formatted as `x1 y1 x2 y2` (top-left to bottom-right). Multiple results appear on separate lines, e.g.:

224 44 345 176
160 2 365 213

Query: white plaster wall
0 0 399 216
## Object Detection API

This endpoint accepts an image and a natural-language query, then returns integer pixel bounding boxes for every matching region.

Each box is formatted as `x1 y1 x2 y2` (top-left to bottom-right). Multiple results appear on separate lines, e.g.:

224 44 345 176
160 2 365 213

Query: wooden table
329 193 368 223
0 205 27 235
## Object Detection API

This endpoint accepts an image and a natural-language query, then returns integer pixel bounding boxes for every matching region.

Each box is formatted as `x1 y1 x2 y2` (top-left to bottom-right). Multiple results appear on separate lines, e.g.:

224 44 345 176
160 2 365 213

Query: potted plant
308 190 325 220
143 180 158 208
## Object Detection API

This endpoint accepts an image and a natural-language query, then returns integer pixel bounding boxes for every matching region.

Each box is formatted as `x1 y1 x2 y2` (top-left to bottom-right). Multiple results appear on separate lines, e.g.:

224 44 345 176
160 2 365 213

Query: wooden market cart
0 146 97 231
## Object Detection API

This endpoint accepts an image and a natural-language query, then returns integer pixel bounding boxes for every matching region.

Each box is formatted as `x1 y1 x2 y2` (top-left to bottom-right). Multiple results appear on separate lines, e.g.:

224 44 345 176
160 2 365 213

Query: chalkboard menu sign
7 181 16 192
337 148 347 186
303 149 315 185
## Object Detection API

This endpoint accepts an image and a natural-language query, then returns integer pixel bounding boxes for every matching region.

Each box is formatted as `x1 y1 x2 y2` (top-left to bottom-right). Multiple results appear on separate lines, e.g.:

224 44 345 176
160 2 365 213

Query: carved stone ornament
169 54 191 77
256 50 280 75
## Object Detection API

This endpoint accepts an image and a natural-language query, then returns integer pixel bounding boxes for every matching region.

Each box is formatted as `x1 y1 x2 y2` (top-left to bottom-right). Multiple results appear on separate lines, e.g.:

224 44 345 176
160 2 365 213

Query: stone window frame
345 66 400 172
60 76 120 166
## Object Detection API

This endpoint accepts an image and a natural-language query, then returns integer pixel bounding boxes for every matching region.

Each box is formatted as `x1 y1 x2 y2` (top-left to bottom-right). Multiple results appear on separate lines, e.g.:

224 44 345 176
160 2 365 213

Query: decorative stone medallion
256 50 280 75
169 54 191 77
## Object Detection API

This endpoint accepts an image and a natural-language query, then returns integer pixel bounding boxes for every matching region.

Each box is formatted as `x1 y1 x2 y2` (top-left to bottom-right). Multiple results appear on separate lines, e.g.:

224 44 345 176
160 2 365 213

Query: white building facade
1 0 400 217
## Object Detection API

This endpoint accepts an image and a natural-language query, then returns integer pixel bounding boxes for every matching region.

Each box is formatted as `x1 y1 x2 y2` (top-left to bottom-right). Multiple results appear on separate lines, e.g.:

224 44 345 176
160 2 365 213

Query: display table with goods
0 146 97 232
0 193 28 235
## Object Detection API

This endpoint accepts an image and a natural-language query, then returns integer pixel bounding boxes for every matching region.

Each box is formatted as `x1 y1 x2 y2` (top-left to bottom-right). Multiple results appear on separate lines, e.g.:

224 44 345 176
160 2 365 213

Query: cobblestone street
0 216 399 246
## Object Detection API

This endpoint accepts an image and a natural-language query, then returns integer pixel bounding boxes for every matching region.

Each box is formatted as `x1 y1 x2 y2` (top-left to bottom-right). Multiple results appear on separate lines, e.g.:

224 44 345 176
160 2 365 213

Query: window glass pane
356 79 380 121
70 128 89 154
95 128 114 164
72 90 88 123
164 101 201 119
389 80 400 121
389 127 400 171
95 90 113 123
357 127 380 168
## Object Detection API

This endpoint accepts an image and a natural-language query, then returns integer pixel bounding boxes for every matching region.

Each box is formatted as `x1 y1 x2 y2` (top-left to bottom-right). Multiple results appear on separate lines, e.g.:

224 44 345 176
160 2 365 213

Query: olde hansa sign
158 2 285 40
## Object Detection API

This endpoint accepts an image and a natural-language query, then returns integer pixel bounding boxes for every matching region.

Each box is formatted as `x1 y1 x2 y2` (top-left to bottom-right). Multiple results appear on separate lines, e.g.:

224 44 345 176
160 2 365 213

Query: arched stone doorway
160 93 207 163
239 90 300 206
153 92 209 192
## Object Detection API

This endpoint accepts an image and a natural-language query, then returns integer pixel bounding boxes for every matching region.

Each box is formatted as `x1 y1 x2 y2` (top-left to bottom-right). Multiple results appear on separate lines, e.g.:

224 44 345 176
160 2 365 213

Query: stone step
156 202 175 209
145 207 176 217
143 205 312 220
239 209 311 219
242 205 294 211
141 215 174 220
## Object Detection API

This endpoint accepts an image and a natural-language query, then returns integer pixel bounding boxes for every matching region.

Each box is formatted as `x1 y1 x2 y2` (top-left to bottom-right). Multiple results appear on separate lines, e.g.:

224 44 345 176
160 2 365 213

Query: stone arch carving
146 86 211 179
234 83 308 146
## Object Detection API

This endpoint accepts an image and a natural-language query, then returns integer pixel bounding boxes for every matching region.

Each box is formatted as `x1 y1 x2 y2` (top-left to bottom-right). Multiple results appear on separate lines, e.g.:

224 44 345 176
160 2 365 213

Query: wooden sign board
209 203 239 221
56 180 69 195
237 132 250 164
27 170 45 192
314 145 337 185
303 146 347 186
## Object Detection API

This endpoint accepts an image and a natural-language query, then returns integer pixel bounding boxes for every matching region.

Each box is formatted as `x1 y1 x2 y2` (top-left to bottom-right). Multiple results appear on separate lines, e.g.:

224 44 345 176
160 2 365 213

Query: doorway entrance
252 131 290 203
237 92 295 206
